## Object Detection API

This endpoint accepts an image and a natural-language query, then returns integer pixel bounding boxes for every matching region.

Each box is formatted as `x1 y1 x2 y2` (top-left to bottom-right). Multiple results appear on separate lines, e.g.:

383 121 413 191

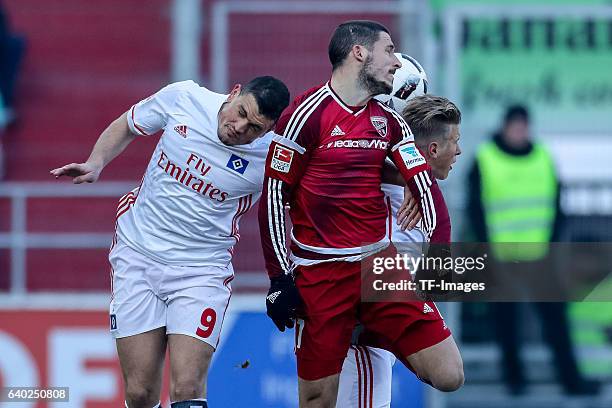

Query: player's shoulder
173 80 225 102
156 79 200 97
373 99 407 125
161 80 222 101
248 131 274 153
372 99 413 138
292 83 328 107
161 80 226 118
276 83 330 139
259 131 274 146
283 84 331 117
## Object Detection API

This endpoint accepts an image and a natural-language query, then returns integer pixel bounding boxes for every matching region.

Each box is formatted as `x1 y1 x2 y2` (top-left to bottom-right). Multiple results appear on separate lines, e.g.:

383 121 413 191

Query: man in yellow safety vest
466 105 600 395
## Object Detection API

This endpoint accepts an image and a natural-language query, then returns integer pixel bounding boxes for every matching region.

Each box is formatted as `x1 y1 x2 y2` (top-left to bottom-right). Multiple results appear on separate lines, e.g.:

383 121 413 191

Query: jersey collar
325 82 368 117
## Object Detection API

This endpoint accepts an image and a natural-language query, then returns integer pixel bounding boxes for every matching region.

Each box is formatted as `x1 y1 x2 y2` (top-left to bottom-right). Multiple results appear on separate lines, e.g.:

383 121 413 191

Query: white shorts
109 237 234 349
337 345 396 408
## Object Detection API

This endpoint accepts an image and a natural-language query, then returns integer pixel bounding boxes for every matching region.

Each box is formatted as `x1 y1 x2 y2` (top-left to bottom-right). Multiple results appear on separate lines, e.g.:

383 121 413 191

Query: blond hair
401 95 461 146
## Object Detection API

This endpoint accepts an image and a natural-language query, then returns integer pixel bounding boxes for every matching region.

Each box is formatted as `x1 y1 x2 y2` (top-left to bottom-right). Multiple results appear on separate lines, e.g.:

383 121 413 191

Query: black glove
266 274 302 332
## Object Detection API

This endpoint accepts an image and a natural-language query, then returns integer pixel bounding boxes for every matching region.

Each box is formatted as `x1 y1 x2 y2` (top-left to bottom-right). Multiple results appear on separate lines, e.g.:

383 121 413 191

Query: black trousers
492 301 583 388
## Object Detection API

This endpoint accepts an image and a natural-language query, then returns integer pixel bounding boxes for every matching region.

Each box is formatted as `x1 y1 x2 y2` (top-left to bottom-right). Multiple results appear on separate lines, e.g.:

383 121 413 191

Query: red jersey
428 181 451 244
259 83 435 278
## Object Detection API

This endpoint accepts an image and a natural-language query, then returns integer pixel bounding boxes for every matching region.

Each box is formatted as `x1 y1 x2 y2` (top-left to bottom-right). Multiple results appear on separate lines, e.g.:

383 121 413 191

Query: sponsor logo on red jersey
321 139 389 150
271 144 294 173
330 125 345 136
370 116 388 137
399 144 426 168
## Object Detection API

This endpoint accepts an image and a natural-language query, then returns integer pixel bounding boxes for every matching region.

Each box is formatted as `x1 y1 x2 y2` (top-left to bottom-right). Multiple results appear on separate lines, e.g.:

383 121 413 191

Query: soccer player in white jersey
337 94 463 408
50 76 290 408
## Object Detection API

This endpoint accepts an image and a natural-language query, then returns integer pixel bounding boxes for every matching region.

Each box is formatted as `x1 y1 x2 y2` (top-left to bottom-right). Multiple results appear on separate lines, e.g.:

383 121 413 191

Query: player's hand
50 161 103 184
397 186 422 231
266 274 302 332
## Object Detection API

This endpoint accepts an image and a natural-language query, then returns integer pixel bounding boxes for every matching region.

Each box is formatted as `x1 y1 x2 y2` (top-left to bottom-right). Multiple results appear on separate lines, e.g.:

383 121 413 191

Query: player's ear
352 45 367 63
428 141 438 158
227 84 242 101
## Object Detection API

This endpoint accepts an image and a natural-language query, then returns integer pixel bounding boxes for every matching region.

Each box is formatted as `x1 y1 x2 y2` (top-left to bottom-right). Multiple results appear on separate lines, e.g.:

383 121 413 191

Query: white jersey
381 182 428 258
119 80 270 266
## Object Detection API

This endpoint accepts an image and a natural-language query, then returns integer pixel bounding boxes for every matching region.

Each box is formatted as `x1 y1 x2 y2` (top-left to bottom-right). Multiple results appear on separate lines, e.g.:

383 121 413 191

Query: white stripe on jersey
421 174 436 236
275 180 290 269
415 173 433 235
284 87 330 141
230 194 252 241
272 179 290 267
268 178 290 273
421 174 436 235
271 134 306 154
230 196 245 239
413 172 433 235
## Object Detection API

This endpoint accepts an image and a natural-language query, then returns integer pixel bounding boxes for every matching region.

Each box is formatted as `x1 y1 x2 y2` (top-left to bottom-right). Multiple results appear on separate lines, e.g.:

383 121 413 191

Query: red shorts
294 247 451 381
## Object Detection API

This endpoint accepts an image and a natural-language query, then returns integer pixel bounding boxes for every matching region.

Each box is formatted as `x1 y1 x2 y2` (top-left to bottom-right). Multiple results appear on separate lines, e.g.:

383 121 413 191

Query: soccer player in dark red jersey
258 21 456 406
338 95 465 407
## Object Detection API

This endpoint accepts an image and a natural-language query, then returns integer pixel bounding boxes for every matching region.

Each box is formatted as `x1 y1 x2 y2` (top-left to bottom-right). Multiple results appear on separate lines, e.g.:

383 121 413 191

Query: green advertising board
437 1 612 376
440 1 612 136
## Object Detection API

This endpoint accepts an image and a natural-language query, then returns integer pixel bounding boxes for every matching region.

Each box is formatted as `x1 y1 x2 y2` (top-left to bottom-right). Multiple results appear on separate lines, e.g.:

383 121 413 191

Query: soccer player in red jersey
258 21 461 406
338 95 465 408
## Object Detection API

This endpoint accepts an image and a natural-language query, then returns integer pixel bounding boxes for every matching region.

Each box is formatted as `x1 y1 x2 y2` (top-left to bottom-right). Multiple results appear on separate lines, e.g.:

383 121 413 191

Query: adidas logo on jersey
174 124 188 138
423 303 434 314
267 291 281 304
330 125 345 136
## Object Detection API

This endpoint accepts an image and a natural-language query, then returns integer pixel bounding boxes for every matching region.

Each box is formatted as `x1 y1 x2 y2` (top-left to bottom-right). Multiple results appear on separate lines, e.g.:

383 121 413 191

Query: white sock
124 402 161 408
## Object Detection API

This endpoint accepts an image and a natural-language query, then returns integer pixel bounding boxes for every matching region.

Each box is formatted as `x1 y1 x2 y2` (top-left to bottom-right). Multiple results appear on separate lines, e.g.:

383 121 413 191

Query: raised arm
50 80 193 184
50 114 135 183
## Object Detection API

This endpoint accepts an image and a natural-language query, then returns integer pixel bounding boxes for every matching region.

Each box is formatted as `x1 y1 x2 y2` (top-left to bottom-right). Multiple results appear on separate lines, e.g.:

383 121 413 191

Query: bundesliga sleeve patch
226 154 249 174
271 144 294 173
399 144 426 169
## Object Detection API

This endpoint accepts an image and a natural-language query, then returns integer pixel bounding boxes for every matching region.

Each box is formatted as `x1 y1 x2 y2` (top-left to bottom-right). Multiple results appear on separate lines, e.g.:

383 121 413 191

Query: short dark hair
401 95 462 146
328 20 390 71
240 76 290 122
504 104 529 125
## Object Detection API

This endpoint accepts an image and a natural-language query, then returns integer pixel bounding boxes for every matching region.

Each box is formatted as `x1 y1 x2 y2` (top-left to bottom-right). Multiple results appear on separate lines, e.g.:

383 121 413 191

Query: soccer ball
376 53 428 113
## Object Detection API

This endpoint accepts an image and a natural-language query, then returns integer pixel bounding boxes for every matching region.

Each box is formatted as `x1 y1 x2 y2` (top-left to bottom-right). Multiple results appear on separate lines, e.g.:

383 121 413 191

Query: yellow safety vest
477 141 557 261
